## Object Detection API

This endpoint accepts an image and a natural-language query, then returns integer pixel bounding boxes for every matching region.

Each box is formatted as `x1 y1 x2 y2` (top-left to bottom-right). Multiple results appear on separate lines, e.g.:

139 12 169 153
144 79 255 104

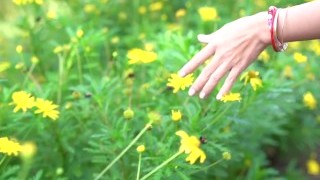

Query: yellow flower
309 40 320 56
198 7 218 21
127 48 157 64
11 91 35 113
84 4 96 13
20 142 37 159
123 108 134 120
290 41 301 50
258 50 270 63
176 130 206 164
283 65 293 79
34 0 43 5
175 9 186 19
220 92 241 103
47 10 57 19
76 29 84 38
171 110 182 121
34 98 59 120
149 2 163 11
16 45 23 54
0 137 22 156
137 145 145 153
138 6 147 14
307 159 320 175
240 71 263 91
144 42 155 51
31 56 39 64
293 52 307 63
167 73 194 93
148 111 161 124
223 152 231 160
0 61 11 73
111 36 120 44
303 92 317 110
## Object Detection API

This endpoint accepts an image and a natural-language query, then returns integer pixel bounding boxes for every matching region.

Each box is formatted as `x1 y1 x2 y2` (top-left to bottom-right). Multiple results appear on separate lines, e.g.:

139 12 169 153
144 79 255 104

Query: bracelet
267 6 288 52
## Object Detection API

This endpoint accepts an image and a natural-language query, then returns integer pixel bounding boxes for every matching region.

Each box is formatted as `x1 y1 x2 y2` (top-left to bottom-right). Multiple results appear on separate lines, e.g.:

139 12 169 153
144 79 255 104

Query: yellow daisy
167 73 194 93
34 98 60 120
11 91 35 113
176 130 206 164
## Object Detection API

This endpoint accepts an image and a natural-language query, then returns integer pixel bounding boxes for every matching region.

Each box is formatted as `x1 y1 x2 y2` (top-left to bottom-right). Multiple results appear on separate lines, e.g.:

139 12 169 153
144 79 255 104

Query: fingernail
188 88 195 96
216 93 222 100
178 70 186 77
199 92 206 99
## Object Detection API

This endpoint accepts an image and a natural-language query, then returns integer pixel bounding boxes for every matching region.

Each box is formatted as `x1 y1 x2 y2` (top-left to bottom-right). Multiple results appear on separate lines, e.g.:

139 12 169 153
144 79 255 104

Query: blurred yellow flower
136 145 145 153
223 152 231 160
240 71 262 91
34 98 59 120
20 142 37 159
176 130 206 164
47 10 57 19
111 36 120 44
11 91 35 113
144 42 155 51
16 45 23 54
307 159 320 175
118 12 127 20
309 40 320 56
303 92 317 110
258 50 270 63
0 61 11 73
220 92 241 103
148 111 161 124
31 56 39 64
34 0 43 5
283 65 293 79
290 41 301 50
84 4 96 13
167 73 194 93
171 110 182 121
198 7 218 21
0 137 22 156
175 9 186 19
127 48 157 64
149 2 163 11
123 108 134 120
293 52 307 63
15 62 25 70
76 29 84 38
138 6 147 14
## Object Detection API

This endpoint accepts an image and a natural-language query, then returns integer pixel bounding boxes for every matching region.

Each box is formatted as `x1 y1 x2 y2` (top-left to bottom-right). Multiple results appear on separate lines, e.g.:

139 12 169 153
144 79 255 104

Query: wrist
251 12 271 47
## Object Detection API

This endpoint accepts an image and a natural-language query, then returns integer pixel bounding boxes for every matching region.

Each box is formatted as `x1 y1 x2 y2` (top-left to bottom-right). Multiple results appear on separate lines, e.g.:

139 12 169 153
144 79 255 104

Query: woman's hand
178 12 271 100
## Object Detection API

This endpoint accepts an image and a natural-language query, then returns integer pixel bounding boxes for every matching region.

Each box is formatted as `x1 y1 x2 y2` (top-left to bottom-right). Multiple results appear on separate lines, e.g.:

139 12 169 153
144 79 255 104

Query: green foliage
0 0 320 179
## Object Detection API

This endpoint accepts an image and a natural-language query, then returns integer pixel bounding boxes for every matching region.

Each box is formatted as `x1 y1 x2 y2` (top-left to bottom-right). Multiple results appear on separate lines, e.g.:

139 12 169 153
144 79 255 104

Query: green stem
136 153 142 180
201 104 231 133
188 158 224 175
94 123 152 180
75 48 83 85
57 54 64 105
140 151 182 180
0 156 6 167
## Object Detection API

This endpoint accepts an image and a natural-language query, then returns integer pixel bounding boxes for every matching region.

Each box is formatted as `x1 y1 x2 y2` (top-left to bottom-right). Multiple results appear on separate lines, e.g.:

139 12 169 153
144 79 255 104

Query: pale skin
178 0 320 100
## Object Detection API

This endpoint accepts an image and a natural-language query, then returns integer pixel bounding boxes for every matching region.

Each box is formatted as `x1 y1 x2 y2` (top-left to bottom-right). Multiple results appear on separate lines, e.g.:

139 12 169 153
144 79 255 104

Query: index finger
178 42 217 77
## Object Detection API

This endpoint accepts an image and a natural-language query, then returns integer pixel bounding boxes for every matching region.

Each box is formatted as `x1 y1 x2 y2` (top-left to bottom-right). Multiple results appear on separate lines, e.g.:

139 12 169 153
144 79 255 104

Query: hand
178 12 271 100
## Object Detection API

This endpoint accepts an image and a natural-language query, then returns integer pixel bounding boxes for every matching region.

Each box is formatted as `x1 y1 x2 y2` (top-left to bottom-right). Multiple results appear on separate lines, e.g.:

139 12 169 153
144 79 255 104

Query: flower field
1 0 320 179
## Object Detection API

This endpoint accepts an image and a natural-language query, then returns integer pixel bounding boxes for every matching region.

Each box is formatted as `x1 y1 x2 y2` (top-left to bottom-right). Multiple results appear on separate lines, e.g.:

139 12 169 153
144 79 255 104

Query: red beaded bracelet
267 6 288 52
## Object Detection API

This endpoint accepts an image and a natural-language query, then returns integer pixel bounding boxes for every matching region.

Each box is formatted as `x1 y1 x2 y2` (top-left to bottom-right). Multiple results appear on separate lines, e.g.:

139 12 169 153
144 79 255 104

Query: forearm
278 0 320 42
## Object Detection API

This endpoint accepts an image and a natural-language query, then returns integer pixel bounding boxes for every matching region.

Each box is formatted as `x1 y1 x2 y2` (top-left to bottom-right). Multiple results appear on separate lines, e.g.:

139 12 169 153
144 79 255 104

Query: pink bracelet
267 6 288 52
